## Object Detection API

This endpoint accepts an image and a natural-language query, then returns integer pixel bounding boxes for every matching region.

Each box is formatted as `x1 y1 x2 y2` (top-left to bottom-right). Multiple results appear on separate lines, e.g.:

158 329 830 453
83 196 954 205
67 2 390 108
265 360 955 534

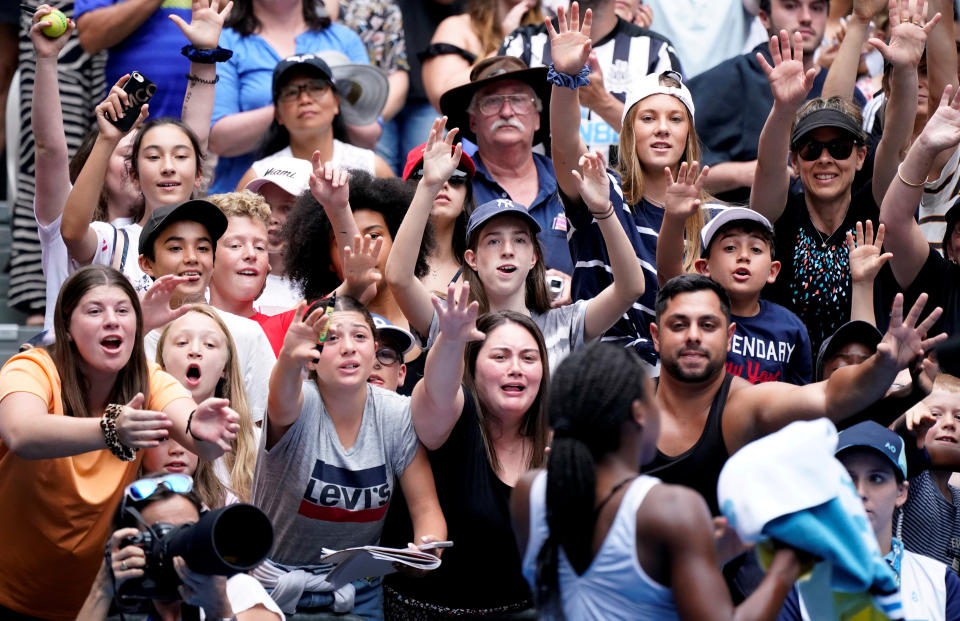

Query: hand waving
310 156 351 211
433 283 484 344
115 393 173 449
663 162 709 220
571 150 611 214
169 0 234 50
869 0 940 69
846 220 892 285
95 75 149 141
546 2 593 76
279 301 328 367
190 397 240 452
420 116 463 188
877 293 946 371
141 274 194 333
341 234 383 303
758 30 818 109
30 5 76 59
918 85 960 155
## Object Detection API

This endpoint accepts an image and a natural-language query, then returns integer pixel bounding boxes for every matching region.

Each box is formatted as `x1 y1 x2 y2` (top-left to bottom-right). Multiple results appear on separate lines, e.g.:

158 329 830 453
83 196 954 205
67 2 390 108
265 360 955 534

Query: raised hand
420 116 463 188
634 3 653 27
877 293 946 371
503 0 536 38
663 161 709 220
869 0 940 69
310 155 351 211
169 0 233 50
189 397 240 451
758 30 818 109
141 274 194 333
341 234 383 302
95 75 149 141
280 301 328 367
433 283 484 344
571 150 611 214
115 393 172 449
917 85 960 155
847 220 893 285
30 5 76 59
546 2 593 76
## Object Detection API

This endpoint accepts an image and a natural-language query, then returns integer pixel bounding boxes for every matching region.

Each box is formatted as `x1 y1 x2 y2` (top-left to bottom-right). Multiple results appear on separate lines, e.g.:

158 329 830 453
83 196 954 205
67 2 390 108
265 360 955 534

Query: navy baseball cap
836 421 908 480
815 320 883 381
465 198 541 245
138 200 228 256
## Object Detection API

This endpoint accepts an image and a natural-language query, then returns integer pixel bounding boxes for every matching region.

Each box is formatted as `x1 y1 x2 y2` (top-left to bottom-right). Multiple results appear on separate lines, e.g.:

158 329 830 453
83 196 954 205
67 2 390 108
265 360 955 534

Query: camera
118 503 273 601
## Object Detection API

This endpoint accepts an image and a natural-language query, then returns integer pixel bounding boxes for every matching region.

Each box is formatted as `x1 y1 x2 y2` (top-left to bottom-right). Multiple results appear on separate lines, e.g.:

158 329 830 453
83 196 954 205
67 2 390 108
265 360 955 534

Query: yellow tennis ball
41 9 68 38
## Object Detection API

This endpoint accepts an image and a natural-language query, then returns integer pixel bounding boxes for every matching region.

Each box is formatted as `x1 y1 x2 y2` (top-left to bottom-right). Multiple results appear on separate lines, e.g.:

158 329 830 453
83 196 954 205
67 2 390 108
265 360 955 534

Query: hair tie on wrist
547 63 591 90
100 403 137 461
590 202 616 221
185 409 197 439
181 45 233 64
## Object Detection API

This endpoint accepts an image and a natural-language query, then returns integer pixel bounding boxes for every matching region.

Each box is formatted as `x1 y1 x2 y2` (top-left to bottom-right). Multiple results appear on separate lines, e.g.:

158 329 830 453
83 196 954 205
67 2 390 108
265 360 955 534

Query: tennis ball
41 9 68 38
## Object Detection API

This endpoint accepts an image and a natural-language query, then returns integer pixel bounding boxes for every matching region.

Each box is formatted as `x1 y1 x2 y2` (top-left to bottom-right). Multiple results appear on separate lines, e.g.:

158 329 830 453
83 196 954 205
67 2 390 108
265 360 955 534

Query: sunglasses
124 473 194 503
375 346 402 366
795 138 859 162
410 168 470 186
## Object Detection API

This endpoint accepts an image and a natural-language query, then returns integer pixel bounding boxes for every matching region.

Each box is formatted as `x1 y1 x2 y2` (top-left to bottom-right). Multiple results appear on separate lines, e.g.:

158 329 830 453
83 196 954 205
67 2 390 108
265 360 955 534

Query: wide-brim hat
439 56 551 146
138 200 228 256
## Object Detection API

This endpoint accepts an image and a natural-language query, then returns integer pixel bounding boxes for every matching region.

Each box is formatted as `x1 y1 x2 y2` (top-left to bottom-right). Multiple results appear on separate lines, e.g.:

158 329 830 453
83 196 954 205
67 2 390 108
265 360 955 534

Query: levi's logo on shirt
298 460 390 523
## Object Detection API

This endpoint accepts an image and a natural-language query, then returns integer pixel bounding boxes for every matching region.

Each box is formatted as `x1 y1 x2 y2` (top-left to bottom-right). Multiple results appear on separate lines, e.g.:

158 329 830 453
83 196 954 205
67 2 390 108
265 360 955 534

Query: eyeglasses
796 138 858 162
277 79 332 103
476 94 536 116
124 473 194 502
375 346 402 366
409 168 471 186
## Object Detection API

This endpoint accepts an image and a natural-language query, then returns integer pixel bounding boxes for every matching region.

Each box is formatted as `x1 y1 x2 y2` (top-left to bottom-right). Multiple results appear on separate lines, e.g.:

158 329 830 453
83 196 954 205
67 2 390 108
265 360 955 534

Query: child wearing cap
660 206 812 384
778 421 960 620
367 314 415 393
136 200 278 424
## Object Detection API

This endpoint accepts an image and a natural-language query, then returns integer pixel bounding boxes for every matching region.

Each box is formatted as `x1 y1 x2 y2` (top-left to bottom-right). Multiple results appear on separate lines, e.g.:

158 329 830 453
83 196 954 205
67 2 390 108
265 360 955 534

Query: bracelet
181 45 234 64
100 403 137 462
546 63 591 90
897 163 926 188
185 409 197 438
590 202 615 221
185 73 219 85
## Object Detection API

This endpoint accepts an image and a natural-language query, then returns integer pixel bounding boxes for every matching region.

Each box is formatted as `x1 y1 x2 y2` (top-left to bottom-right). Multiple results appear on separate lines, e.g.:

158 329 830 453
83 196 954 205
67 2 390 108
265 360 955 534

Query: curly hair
207 190 272 226
283 170 429 300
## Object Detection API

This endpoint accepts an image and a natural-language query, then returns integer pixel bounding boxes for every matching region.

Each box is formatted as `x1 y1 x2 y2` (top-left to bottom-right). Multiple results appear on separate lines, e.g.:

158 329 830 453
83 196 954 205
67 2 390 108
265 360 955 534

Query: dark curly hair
283 170 430 300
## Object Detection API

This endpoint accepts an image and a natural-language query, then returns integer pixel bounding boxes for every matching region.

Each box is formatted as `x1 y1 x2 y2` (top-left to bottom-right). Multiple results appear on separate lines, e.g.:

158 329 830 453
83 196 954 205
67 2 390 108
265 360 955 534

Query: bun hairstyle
535 342 650 618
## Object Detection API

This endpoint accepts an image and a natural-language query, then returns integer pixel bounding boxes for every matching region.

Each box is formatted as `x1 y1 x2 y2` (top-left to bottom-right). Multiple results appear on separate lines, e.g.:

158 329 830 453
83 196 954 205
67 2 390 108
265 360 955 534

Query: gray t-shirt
252 381 419 567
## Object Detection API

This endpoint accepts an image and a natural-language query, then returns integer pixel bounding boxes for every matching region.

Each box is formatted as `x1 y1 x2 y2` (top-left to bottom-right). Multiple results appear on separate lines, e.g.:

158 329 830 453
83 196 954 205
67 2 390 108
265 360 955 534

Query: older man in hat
440 56 574 297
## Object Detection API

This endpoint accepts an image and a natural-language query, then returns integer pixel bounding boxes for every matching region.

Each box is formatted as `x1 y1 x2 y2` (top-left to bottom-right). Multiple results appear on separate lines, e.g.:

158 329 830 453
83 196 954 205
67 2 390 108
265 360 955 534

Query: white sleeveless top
521 471 680 621
253 139 376 176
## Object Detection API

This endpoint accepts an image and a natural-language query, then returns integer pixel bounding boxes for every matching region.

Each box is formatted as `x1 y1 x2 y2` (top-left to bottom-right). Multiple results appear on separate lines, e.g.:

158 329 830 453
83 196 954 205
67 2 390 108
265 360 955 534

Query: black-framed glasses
277 79 332 103
375 346 402 366
476 93 536 116
410 168 470 186
796 138 858 162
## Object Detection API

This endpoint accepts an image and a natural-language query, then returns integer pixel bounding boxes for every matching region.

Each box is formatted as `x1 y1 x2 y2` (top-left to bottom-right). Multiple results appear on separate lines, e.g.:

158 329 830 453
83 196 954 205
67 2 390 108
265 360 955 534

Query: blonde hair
156 305 257 505
468 0 543 58
207 190 272 226
617 73 707 272
902 373 960 430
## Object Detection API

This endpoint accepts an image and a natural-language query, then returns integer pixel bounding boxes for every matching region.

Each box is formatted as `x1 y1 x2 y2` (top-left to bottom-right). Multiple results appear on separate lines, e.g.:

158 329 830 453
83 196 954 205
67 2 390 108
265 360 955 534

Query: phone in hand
546 276 564 299
110 71 155 133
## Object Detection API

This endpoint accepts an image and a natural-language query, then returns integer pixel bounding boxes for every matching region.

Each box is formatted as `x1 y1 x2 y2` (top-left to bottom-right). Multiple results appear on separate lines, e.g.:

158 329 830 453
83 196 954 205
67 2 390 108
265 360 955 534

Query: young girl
547 4 709 370
384 293 550 616
156 305 259 506
254 295 445 618
0 265 238 620
386 119 644 371
59 0 231 295
511 341 803 621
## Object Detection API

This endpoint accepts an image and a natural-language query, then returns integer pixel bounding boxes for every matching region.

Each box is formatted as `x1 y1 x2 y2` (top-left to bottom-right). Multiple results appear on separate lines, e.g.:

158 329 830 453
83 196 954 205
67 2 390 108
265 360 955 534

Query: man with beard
643 274 943 516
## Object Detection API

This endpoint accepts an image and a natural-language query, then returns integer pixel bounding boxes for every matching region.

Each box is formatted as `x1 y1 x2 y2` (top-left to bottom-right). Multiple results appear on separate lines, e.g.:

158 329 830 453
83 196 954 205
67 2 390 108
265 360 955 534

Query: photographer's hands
174 557 233 619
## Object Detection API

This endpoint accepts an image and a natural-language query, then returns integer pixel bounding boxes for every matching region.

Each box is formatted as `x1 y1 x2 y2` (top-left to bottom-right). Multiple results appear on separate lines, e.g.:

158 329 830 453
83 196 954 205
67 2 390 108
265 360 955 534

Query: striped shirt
900 470 960 574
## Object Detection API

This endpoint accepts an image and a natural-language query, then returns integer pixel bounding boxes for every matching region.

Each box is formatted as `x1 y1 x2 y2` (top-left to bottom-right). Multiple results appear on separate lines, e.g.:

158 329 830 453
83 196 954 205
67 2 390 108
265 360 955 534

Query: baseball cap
622 70 695 126
138 200 228 256
371 313 414 355
835 421 908 480
245 157 313 197
700 207 774 253
790 107 867 149
402 143 476 180
272 54 336 101
815 320 883 381
465 198 541 245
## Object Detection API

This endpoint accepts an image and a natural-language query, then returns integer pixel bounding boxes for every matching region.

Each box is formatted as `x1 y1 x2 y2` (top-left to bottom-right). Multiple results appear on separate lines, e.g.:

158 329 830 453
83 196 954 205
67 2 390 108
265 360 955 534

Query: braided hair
535 342 650 618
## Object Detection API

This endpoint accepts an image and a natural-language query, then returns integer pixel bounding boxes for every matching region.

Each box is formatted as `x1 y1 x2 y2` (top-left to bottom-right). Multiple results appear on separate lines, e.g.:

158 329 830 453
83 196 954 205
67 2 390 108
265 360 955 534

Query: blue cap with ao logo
835 421 908 480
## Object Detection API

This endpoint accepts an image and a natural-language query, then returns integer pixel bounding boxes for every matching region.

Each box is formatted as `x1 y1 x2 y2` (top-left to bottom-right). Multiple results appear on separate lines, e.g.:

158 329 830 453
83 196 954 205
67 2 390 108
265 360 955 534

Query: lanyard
884 537 904 587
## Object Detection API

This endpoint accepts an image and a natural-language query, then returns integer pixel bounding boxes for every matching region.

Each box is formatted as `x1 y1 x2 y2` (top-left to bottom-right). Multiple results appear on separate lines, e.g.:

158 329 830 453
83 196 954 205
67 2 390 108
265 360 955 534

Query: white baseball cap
699 206 774 252
621 70 695 126
245 156 313 198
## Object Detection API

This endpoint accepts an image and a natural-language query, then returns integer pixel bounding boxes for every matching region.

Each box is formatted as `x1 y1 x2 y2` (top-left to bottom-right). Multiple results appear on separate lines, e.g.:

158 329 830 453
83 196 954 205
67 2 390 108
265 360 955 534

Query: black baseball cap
138 200 228 256
790 108 867 150
271 54 336 103
815 320 882 381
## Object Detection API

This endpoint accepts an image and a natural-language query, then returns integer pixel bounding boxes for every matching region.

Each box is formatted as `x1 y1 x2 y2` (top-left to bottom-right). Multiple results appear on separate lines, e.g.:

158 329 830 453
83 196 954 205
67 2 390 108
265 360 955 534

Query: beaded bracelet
181 45 233 64
100 403 137 461
185 73 219 85
547 63 591 90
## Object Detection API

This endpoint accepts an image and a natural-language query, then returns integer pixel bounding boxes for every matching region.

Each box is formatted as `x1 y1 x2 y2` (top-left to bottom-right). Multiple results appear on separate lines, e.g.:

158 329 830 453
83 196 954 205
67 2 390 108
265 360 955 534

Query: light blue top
210 25 369 193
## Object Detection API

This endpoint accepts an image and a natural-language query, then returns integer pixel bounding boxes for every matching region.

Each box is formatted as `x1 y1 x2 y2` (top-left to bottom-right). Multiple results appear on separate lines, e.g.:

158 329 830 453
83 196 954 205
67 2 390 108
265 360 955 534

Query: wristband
896 163 926 188
181 45 234 64
185 73 219 85
547 63 591 90
100 403 137 461
590 202 615 221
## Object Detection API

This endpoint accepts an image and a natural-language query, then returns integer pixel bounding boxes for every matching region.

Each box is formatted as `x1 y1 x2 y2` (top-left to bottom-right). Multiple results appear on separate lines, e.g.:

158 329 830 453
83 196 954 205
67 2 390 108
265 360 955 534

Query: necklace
807 204 850 249
593 476 636 518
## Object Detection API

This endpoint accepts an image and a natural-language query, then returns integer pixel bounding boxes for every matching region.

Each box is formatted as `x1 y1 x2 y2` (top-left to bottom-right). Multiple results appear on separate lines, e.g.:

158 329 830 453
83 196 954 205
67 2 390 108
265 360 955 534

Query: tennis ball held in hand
41 9 69 38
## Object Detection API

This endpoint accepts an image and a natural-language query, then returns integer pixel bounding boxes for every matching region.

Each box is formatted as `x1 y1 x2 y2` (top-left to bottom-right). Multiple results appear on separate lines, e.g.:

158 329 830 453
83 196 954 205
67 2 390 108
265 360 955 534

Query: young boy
367 314 414 393
693 207 812 384
778 421 960 620
137 199 277 423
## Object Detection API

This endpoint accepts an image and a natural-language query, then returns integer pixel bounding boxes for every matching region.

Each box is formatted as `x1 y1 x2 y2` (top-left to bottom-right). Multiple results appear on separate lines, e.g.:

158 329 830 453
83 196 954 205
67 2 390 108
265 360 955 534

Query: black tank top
642 373 734 515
